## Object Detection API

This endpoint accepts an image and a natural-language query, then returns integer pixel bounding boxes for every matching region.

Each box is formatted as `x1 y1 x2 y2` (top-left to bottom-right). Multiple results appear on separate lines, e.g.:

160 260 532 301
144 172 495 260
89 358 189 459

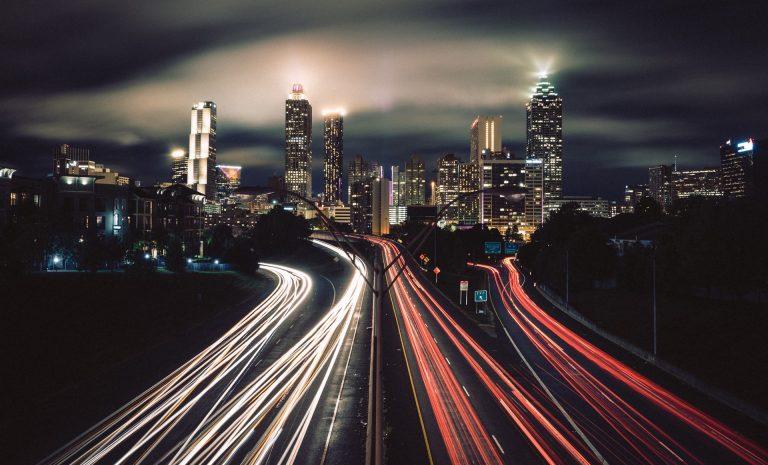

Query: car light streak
42 239 367 465
472 258 768 465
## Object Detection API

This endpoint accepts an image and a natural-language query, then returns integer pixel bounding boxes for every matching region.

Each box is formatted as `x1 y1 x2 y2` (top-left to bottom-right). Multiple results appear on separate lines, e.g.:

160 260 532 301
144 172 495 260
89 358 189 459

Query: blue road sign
484 242 502 254
504 242 519 254
474 290 488 302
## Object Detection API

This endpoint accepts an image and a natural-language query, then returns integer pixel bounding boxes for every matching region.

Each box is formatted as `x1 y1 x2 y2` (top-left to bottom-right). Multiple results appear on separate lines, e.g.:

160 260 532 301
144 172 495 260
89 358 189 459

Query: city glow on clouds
10 25 574 145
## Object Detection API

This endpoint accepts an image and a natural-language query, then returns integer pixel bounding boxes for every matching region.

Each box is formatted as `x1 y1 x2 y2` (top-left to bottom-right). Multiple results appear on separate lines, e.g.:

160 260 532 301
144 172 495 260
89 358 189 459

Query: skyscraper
524 158 544 229
171 149 188 184
437 153 461 222
470 116 502 163
457 162 479 225
673 168 722 200
216 165 242 205
285 84 313 200
372 177 391 236
720 139 755 198
323 109 344 204
405 155 426 206
648 164 673 210
188 101 217 200
526 75 563 210
348 154 371 203
481 155 526 232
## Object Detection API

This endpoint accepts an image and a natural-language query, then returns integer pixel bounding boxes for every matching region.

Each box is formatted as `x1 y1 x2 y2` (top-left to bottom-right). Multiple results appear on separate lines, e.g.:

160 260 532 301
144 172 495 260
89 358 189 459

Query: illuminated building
348 154 374 202
470 116 502 163
53 144 90 176
526 75 563 210
720 139 754 198
405 155 426 206
624 184 648 211
480 153 526 232
437 153 461 222
547 196 615 219
372 177 391 236
171 150 188 185
457 162 479 225
648 164 673 210
188 101 217 200
216 165 242 205
524 158 544 230
323 109 344 203
284 84 313 201
349 177 372 234
673 168 722 200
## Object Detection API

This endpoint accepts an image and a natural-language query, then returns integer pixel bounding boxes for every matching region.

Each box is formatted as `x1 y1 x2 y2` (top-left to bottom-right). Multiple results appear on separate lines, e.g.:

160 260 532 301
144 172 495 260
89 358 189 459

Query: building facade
480 156 526 232
526 75 563 211
216 165 242 206
285 84 313 200
171 150 188 185
405 155 426 206
188 101 217 200
470 116 502 164
720 139 754 198
648 164 673 210
673 168 722 200
323 109 344 203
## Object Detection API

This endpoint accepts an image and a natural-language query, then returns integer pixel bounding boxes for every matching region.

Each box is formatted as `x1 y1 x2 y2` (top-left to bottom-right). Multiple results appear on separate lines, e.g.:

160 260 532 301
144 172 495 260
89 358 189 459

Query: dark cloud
0 0 766 200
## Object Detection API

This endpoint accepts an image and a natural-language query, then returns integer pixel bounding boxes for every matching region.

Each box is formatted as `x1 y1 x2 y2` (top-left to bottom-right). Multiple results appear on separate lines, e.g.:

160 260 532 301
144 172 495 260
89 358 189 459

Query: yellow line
388 275 435 465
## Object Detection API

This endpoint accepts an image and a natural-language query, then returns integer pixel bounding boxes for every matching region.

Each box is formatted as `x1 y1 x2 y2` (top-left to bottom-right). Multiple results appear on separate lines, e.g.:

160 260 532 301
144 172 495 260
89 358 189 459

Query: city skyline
0 1 765 201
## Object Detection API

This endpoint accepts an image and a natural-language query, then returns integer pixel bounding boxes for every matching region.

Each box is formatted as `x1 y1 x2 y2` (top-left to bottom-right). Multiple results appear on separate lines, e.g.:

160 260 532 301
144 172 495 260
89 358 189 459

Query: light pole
565 248 569 306
652 249 657 356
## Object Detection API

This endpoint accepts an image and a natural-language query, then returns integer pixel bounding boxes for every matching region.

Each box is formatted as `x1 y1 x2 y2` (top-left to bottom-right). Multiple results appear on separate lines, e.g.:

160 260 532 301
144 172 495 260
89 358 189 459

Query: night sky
1 0 766 200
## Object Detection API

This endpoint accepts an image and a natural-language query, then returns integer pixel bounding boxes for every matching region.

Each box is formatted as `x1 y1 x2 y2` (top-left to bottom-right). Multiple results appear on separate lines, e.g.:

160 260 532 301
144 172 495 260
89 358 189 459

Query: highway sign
459 280 469 291
433 267 441 275
504 242 519 254
484 242 502 254
474 290 488 302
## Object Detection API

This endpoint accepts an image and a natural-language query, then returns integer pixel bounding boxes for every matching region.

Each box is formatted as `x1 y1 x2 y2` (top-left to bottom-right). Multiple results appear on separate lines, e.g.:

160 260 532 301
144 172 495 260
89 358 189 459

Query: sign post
474 289 487 314
459 280 469 305
433 266 440 283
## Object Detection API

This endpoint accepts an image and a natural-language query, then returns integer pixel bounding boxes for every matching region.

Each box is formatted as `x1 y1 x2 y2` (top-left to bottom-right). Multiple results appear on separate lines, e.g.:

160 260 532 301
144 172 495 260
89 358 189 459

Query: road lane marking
492 434 505 454
445 357 450 365
462 385 470 397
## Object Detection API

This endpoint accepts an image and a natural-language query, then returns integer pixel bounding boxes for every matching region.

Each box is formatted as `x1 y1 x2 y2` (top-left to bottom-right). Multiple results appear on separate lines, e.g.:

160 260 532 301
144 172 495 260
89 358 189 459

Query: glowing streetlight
53 256 61 264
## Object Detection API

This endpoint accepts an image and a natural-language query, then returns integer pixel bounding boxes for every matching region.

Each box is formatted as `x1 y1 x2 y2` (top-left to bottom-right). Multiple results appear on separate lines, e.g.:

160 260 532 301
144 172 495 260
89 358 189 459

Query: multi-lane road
39 240 370 465
371 236 768 465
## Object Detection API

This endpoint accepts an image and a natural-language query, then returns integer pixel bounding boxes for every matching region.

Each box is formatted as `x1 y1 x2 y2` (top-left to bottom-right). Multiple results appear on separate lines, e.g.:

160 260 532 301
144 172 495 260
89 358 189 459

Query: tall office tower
457 161 479 225
720 139 755 198
526 75 563 210
171 150 188 184
372 177 391 236
53 144 90 176
524 158 544 229
648 164 673 210
349 178 373 234
624 184 648 209
405 155 426 206
348 154 370 203
437 153 461 222
389 165 408 225
285 84 313 200
323 109 344 204
216 165 242 205
481 157 526 232
470 116 502 163
188 101 217 200
673 168 722 200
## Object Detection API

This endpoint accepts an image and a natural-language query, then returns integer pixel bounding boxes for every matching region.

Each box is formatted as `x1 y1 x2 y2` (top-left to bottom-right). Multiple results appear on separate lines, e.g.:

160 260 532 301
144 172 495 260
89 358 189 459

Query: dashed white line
492 434 505 454
462 385 470 397
445 357 451 365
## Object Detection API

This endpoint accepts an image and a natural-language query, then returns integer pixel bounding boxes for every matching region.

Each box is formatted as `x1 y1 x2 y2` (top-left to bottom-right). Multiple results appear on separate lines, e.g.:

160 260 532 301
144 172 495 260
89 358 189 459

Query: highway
471 257 768 465
39 240 369 465
371 237 560 465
